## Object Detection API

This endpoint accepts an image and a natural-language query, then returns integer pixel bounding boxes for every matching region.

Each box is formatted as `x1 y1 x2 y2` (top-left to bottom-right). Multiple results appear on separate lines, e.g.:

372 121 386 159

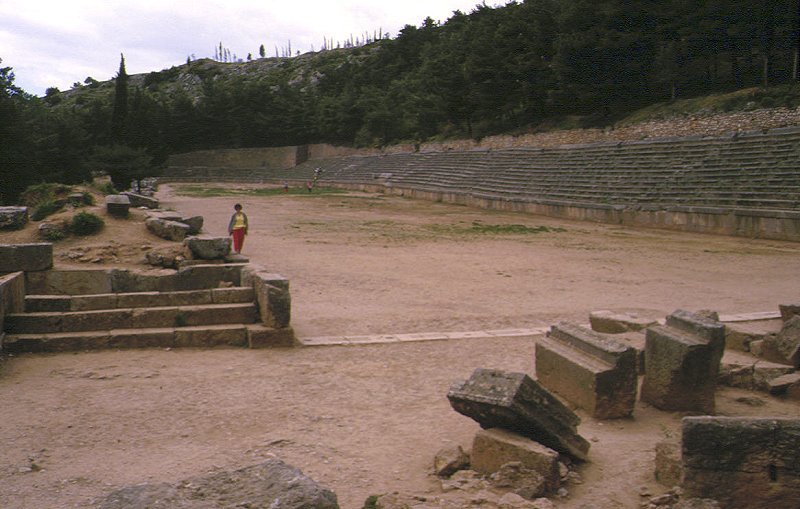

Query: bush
69 212 104 235
20 183 72 207
31 200 63 221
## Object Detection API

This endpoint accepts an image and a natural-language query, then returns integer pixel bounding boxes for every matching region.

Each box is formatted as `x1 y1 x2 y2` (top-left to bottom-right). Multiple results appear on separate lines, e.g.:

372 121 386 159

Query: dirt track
1 183 799 508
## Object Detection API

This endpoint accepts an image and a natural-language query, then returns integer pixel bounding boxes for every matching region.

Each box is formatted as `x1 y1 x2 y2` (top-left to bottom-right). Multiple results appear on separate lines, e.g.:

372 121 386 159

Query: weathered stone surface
724 319 782 352
774 315 800 367
173 264 244 291
145 217 191 241
447 368 590 461
121 191 159 209
248 325 296 348
105 194 130 217
37 220 68 240
682 416 800 509
471 428 560 492
181 215 203 234
241 266 292 329
0 243 53 272
779 303 800 321
95 459 339 509
434 445 471 478
654 440 682 487
489 462 548 500
536 321 637 419
640 310 725 413
173 324 249 348
752 360 796 391
183 235 231 260
0 206 28 230
0 272 26 340
26 268 112 295
768 372 800 395
589 310 657 334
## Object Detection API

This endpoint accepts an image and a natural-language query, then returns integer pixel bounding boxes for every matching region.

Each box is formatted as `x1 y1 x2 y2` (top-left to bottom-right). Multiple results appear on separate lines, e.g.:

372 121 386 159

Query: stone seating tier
162 127 800 240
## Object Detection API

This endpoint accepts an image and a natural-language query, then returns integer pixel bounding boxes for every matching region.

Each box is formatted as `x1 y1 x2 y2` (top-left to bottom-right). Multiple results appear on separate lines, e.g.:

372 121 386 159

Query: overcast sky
1 0 496 96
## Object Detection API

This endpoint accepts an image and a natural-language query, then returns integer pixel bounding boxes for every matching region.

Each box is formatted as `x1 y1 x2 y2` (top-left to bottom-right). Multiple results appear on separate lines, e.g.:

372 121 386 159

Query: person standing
227 203 249 254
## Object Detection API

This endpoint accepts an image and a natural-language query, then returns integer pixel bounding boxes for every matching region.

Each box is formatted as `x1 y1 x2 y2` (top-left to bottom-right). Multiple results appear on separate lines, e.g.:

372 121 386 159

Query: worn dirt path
1 183 799 508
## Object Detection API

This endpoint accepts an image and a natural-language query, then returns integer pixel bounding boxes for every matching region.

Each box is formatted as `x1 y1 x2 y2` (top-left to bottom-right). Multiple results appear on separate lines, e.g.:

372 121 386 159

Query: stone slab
682 416 800 509
105 194 130 217
173 324 248 348
471 427 560 492
95 459 339 509
589 310 658 334
641 310 725 413
536 322 637 419
447 368 590 461
184 235 231 260
248 325 296 348
0 243 53 272
724 319 782 352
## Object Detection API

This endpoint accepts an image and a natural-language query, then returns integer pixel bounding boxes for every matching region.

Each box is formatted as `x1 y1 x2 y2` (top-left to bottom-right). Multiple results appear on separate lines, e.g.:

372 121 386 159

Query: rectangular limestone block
174 325 248 347
248 325 296 348
537 322 638 419
130 306 180 328
179 303 257 326
212 286 255 304
4 331 112 353
163 290 214 307
70 294 119 311
682 416 800 509
0 243 52 272
641 310 725 414
471 428 560 492
109 328 176 349
1 272 26 314
24 295 71 313
242 266 291 329
26 269 113 295
116 291 168 308
654 440 682 488
60 308 134 332
447 368 590 461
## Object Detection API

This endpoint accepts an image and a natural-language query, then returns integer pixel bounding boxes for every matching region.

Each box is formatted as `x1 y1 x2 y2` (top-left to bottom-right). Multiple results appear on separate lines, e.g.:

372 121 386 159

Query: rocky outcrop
95 459 339 509
0 206 28 230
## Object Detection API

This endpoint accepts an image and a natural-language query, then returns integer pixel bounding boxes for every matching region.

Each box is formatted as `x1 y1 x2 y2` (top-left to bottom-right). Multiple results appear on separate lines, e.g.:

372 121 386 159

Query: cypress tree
110 53 129 142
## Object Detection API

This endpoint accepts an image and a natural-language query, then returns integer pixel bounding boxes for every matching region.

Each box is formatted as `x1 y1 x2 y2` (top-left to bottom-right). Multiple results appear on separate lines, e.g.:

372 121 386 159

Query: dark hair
234 203 242 210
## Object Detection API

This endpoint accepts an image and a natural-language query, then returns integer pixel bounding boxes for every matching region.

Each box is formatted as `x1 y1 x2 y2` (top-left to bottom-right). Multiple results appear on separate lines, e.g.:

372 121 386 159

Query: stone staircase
1 259 295 354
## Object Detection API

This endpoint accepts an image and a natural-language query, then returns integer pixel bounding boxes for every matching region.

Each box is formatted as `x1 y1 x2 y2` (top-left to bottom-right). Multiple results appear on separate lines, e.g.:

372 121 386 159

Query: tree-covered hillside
2 0 799 204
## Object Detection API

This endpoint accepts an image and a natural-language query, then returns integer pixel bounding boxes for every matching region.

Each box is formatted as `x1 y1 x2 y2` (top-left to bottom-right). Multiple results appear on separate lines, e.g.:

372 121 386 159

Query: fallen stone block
589 310 657 334
779 303 800 321
121 191 159 209
183 235 231 260
95 459 339 509
536 321 637 419
752 360 795 391
471 427 560 492
489 461 548 500
105 194 130 217
774 315 800 367
0 206 28 230
768 372 800 396
433 445 470 478
724 319 782 352
682 416 800 509
145 217 191 241
640 310 725 413
447 368 590 461
181 215 203 234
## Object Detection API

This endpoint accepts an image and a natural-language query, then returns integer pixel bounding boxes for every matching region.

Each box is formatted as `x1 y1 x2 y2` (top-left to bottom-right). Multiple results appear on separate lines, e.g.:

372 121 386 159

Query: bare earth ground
2 183 800 509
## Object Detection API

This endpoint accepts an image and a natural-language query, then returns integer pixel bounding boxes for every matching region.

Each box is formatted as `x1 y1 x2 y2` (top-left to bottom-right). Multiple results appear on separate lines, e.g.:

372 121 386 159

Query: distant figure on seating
283 181 289 193
306 180 313 193
227 203 249 254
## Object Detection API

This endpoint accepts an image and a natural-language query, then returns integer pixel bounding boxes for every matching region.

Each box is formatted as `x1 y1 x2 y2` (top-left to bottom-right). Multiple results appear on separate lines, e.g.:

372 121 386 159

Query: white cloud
2 0 495 96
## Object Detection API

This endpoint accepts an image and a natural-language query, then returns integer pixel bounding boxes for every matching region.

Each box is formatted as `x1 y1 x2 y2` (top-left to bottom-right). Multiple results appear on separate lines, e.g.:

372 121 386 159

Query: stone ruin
437 307 800 509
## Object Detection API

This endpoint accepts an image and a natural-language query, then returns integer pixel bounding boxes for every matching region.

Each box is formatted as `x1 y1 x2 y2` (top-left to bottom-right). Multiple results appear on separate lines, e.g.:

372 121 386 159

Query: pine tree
259 44 266 58
110 53 129 143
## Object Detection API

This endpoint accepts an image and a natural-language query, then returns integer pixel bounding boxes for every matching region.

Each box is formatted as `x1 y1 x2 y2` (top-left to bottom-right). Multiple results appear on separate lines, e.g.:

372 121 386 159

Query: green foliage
90 144 159 191
31 200 64 221
69 211 104 235
40 225 66 242
20 183 73 207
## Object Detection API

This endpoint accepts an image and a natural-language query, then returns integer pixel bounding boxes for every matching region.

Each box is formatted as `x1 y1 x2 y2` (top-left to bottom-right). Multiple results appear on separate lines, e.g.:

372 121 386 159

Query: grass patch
174 185 347 198
425 221 566 236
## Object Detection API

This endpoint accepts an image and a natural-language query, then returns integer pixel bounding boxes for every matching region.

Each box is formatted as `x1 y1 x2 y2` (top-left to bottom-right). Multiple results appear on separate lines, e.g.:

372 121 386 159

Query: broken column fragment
682 416 800 509
536 321 638 419
640 309 725 413
447 368 590 461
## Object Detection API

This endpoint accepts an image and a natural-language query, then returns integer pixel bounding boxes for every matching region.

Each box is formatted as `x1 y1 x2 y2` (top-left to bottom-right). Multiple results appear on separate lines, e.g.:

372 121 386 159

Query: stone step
2 323 295 353
4 302 258 334
24 287 254 312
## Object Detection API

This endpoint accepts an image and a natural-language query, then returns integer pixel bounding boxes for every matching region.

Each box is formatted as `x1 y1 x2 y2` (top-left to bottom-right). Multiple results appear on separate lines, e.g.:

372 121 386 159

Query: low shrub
69 211 104 235
31 200 63 221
